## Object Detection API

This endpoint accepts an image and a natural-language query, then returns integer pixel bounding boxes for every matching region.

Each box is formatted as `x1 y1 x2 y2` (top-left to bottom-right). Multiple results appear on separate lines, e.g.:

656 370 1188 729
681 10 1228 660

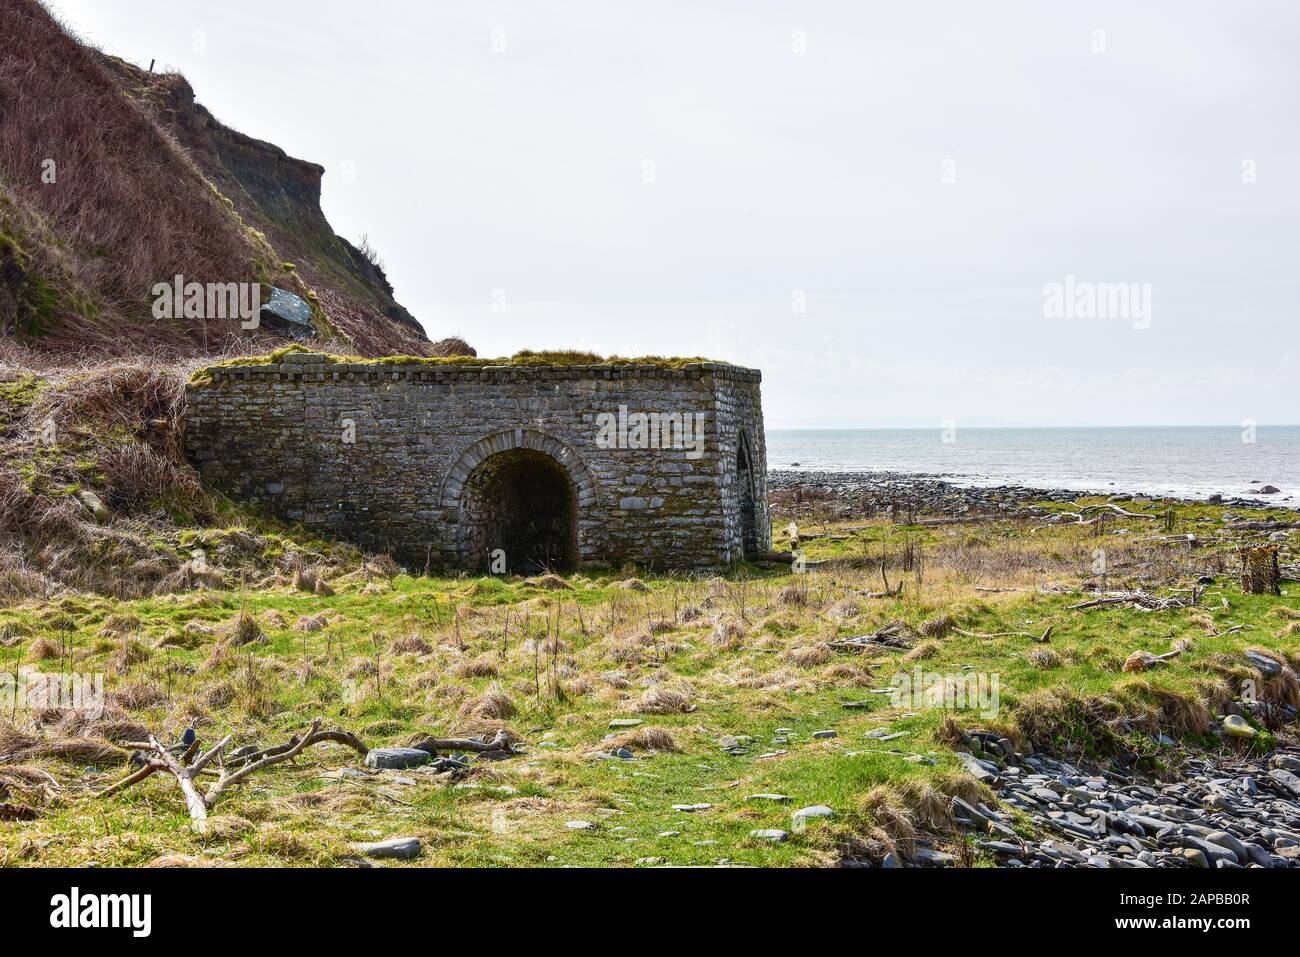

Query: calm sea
766 426 1300 503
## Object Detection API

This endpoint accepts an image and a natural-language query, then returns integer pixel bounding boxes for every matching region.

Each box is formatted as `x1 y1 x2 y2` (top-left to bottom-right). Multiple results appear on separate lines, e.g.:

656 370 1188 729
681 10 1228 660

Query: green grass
0 503 1296 867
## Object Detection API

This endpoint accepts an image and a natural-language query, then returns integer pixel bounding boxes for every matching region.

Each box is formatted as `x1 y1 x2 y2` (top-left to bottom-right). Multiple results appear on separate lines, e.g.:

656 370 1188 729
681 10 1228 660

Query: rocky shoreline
942 741 1300 868
768 469 1296 520
765 468 1300 868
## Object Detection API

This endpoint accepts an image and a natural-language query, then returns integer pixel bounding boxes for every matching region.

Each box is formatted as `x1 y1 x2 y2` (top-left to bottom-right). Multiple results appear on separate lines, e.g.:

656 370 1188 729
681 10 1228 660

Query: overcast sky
46 0 1300 427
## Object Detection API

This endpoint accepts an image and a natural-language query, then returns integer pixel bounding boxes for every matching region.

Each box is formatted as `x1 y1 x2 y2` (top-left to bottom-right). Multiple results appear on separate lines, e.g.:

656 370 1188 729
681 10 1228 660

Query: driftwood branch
829 621 918 652
953 624 1053 643
149 735 210 830
225 727 368 768
192 735 233 774
96 760 163 798
1076 503 1160 520
203 718 323 810
409 729 515 754
97 718 365 832
1044 503 1163 529
97 720 519 829
1069 590 1192 612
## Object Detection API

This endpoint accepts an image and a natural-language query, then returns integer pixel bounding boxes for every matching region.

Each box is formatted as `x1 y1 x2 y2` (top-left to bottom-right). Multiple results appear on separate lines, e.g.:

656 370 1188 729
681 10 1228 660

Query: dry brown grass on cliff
1 362 202 537
429 337 477 357
0 1 261 330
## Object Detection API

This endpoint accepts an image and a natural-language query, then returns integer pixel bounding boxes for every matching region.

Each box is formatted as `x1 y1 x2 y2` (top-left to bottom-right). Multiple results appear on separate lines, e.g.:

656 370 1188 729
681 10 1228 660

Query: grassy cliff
0 0 434 358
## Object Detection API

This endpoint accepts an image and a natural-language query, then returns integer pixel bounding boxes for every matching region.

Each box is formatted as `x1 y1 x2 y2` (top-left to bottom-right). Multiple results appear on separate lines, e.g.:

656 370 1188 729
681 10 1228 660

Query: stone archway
440 429 596 573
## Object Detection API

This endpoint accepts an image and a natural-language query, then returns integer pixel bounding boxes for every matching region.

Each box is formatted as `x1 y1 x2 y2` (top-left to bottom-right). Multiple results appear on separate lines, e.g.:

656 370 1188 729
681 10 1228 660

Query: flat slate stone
865 730 907 741
1269 768 1300 797
750 829 789 843
956 751 999 783
913 847 955 866
792 805 834 823
982 840 1025 856
352 837 421 860
364 747 434 770
1245 650 1282 675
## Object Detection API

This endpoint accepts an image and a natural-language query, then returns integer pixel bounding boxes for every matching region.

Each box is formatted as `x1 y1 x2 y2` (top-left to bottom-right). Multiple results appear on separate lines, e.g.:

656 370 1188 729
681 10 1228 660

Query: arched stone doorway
440 429 596 573
460 448 576 573
736 432 759 558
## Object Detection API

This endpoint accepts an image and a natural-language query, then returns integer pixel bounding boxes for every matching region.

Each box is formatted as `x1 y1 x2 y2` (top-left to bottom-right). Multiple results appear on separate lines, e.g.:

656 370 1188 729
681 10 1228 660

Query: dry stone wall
185 353 770 571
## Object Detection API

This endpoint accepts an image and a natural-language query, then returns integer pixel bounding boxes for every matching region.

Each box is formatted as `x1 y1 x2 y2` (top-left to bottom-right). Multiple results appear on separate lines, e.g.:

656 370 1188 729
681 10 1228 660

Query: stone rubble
943 741 1300 868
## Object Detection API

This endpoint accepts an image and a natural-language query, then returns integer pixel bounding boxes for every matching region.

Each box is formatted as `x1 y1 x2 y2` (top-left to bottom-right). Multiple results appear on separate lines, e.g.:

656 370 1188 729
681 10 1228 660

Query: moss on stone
190 345 733 384
0 372 44 426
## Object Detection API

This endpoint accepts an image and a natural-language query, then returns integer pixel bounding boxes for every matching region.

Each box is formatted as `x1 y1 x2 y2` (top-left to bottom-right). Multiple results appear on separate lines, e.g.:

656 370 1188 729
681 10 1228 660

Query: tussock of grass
632 682 694 714
458 682 516 720
785 643 832 668
1027 648 1061 669
0 728 124 766
110 637 151 670
1013 686 1127 756
27 636 60 660
525 574 572 591
450 655 498 679
919 614 956 638
146 854 213 868
600 727 680 753
391 633 432 655
902 639 941 662
228 608 264 647
859 785 920 859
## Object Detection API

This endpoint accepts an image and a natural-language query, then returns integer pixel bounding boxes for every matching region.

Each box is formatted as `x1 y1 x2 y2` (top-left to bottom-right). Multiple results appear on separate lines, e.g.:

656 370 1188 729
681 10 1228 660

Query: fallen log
1122 648 1184 673
407 730 515 755
953 624 1053 643
829 621 919 651
225 728 369 767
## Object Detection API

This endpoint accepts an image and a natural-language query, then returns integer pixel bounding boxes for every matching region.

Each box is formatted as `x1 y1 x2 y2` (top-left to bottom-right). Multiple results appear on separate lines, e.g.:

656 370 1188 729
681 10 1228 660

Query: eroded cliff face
102 55 432 355
0 0 444 358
